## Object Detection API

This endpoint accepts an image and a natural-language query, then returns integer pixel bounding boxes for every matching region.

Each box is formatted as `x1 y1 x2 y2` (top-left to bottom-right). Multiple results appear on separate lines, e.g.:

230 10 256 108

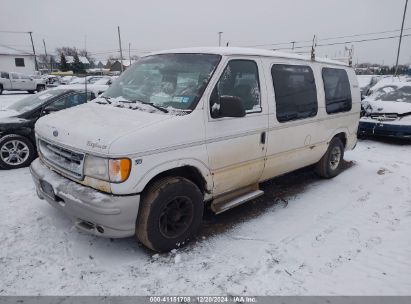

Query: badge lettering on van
87 141 107 150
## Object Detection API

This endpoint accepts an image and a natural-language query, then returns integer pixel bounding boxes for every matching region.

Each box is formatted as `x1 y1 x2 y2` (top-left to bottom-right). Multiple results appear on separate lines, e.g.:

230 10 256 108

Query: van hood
35 102 174 155
363 99 411 115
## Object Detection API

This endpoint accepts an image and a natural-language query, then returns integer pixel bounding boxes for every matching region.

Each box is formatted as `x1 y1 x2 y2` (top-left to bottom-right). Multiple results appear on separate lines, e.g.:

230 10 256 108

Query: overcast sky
1 0 410 65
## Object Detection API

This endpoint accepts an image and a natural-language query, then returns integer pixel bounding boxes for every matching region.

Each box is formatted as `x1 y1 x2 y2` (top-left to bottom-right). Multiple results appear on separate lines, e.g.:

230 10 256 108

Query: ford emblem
53 130 59 137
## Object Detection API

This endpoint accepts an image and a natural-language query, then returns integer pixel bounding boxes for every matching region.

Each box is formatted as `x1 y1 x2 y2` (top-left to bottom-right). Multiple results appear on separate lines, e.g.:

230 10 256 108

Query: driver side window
210 60 261 118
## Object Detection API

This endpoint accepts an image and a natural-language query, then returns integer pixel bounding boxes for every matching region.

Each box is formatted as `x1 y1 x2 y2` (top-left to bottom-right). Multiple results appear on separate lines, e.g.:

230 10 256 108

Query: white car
60 83 109 96
30 47 360 252
359 82 411 138
0 71 46 94
69 76 111 85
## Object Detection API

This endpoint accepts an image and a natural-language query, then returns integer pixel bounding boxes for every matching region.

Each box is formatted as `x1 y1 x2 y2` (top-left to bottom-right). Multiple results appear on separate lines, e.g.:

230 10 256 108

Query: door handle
260 131 266 144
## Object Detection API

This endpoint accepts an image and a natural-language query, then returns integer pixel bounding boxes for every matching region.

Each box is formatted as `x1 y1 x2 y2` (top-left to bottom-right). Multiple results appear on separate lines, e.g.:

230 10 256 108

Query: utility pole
395 0 408 76
129 42 131 67
218 32 223 47
42 39 49 73
28 31 38 72
117 26 124 73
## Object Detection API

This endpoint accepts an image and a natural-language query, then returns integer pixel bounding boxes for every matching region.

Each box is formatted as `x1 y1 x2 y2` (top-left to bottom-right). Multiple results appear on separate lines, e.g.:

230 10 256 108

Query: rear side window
322 68 352 114
271 64 318 122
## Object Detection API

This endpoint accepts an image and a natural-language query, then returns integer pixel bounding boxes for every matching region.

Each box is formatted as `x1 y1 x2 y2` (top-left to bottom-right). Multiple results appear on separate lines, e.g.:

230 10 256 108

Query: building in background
0 45 36 74
109 59 136 72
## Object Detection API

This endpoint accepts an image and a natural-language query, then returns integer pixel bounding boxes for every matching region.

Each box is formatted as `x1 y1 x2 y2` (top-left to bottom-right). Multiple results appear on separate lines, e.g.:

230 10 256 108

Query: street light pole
395 0 408 76
117 26 124 73
129 42 131 67
28 31 38 72
218 32 223 47
42 39 49 73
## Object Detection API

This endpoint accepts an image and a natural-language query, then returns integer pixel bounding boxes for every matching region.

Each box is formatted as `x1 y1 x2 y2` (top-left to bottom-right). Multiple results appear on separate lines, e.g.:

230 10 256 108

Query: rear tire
36 85 45 92
0 134 36 169
0 85 3 95
315 137 344 178
136 177 203 252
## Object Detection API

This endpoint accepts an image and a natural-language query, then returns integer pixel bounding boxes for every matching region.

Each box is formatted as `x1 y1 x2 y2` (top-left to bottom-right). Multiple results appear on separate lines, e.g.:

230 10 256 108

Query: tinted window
322 68 352 114
271 64 318 122
7 90 65 113
49 92 91 111
11 73 19 79
210 60 261 117
1 72 9 79
15 58 25 67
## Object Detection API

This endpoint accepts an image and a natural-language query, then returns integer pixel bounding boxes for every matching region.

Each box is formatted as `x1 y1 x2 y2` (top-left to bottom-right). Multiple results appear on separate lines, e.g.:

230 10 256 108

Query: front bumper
358 120 411 139
30 158 140 238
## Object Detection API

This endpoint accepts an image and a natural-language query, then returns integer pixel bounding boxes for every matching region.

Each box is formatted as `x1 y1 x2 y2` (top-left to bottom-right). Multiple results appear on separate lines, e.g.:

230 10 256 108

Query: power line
0 30 29 34
273 33 411 51
242 27 411 48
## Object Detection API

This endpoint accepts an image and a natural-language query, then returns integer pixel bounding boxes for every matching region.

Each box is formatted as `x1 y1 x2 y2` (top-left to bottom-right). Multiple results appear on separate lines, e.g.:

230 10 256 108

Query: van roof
147 47 349 67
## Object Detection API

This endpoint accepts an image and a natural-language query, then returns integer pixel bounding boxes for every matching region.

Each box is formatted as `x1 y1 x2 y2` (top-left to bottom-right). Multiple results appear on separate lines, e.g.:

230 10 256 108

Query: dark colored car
358 84 411 139
0 89 95 169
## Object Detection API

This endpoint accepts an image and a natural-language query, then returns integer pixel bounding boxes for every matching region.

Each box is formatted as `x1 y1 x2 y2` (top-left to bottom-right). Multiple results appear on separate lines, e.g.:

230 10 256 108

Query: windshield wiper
132 100 169 113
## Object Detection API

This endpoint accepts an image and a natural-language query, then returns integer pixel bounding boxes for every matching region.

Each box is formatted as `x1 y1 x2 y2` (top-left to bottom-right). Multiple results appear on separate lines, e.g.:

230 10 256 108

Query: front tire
0 135 36 169
0 85 3 95
136 177 203 252
315 137 344 178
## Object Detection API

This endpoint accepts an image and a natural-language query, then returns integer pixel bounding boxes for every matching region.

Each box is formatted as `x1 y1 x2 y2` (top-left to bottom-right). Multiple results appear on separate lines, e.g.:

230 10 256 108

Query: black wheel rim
0 139 30 166
159 196 194 239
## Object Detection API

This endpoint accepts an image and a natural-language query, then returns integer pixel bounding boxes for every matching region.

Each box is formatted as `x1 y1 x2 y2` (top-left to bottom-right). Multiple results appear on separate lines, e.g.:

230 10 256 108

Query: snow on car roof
146 47 348 66
369 76 411 92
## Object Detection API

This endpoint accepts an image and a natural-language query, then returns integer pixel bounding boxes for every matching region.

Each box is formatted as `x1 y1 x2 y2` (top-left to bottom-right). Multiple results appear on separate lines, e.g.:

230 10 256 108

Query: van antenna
311 35 317 61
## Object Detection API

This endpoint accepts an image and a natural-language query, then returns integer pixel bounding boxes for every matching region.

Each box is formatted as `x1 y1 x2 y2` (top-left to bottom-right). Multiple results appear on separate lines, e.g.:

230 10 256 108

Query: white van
30 47 360 252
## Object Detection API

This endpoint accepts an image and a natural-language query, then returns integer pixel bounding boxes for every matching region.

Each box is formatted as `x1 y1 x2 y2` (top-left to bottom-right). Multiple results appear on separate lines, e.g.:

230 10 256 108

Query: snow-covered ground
0 92 411 295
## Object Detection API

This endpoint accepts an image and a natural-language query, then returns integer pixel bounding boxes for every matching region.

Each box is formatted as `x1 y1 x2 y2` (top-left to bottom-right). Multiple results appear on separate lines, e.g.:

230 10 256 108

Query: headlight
84 155 131 183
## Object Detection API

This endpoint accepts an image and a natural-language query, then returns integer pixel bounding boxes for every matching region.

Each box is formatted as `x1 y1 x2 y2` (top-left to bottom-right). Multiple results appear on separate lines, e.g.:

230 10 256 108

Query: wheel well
144 166 208 195
334 132 347 148
0 132 35 146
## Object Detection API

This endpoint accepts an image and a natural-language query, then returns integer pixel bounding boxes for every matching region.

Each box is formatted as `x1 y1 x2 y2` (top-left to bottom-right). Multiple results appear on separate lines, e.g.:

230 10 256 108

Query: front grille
38 139 85 179
370 113 398 121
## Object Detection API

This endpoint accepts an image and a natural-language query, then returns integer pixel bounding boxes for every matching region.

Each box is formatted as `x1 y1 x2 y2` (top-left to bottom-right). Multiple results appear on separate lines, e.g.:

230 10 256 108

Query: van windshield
102 53 221 112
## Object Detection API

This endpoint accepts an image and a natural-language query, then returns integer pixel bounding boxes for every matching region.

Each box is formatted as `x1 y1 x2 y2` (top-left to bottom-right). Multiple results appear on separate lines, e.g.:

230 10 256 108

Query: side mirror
42 106 59 115
216 96 246 118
